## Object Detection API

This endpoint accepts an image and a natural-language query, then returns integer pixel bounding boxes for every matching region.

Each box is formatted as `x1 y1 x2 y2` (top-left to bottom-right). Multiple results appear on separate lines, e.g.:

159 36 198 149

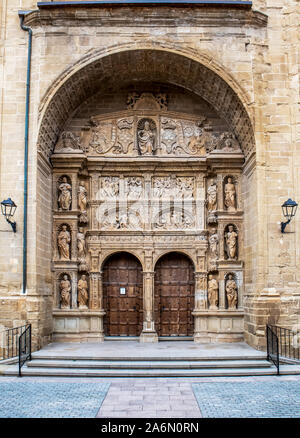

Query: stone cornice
22 5 267 28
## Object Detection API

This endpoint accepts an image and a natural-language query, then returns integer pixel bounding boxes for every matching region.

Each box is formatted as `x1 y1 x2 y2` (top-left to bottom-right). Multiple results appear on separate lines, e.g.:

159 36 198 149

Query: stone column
194 272 208 310
140 271 158 343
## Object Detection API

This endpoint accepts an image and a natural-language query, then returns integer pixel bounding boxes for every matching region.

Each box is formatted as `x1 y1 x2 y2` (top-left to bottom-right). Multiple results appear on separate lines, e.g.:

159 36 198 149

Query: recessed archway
37 47 255 163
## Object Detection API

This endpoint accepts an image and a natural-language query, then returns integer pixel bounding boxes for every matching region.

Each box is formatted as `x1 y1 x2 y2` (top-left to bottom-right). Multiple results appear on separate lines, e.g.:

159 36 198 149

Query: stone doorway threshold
30 340 266 361
104 336 193 341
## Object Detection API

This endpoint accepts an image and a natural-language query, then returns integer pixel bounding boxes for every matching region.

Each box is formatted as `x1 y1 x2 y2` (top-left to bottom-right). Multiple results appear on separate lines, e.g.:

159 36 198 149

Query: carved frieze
79 110 242 158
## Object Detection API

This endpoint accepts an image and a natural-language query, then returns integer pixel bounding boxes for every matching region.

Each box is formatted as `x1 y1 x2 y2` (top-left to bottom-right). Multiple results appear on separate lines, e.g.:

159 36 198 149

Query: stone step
26 358 273 370
31 354 267 362
3 364 281 377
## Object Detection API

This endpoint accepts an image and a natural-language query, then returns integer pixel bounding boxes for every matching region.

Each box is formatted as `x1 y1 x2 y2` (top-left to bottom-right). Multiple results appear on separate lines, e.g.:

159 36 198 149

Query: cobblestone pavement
0 375 299 418
0 380 110 418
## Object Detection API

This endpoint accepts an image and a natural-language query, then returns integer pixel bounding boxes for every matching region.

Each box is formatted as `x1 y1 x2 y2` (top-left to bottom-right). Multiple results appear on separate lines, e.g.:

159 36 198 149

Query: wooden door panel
155 252 194 336
103 252 143 336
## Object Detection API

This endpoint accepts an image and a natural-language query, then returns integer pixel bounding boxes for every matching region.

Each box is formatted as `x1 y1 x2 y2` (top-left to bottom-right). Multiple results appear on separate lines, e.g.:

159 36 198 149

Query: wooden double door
154 252 194 336
103 251 194 337
103 252 143 336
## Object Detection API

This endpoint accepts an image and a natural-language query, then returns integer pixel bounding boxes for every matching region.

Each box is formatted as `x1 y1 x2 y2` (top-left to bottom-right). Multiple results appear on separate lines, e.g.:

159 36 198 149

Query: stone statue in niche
207 181 217 211
78 181 88 223
209 228 219 259
225 225 238 260
224 177 236 212
58 177 72 211
137 119 156 155
77 227 88 271
226 274 238 309
57 225 71 260
60 275 71 309
208 274 219 310
78 274 89 309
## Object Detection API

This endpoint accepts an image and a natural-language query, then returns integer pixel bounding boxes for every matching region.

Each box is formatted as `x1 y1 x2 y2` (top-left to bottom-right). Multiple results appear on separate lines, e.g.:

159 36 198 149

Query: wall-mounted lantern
281 198 298 233
1 198 17 233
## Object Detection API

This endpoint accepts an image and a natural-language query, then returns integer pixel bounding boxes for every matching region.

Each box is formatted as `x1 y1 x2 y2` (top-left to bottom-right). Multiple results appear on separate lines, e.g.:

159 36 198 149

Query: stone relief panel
64 102 243 158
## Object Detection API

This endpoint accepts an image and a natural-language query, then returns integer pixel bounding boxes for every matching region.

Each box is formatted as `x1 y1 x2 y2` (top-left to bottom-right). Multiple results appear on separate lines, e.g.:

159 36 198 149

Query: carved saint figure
60 275 71 309
226 274 238 309
208 274 219 310
207 181 217 211
77 227 88 270
78 274 89 309
224 177 236 211
57 225 71 260
225 225 238 260
58 177 72 211
209 228 219 259
138 120 155 155
78 181 88 223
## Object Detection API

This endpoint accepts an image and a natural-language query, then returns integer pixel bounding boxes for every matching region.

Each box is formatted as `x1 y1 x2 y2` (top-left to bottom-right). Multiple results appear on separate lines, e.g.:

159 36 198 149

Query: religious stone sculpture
226 274 238 309
54 131 83 154
137 119 156 155
215 132 242 152
208 274 219 310
57 225 71 260
209 228 219 259
225 225 238 260
58 177 72 211
224 177 236 211
60 274 71 309
77 227 88 271
207 181 217 211
78 274 89 309
78 181 88 223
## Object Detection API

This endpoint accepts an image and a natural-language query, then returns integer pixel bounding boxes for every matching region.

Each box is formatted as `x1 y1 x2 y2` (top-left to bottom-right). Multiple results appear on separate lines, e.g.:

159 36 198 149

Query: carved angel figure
58 177 72 211
226 274 238 309
60 275 71 309
57 225 71 260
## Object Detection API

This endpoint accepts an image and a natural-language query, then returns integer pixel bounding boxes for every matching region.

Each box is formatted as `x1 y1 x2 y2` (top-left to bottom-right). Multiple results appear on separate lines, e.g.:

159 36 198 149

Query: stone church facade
0 1 299 351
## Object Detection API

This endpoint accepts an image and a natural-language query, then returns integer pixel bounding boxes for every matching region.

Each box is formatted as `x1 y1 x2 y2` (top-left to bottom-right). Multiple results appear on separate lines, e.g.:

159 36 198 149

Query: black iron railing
18 324 32 377
266 325 280 375
269 325 300 361
0 325 30 361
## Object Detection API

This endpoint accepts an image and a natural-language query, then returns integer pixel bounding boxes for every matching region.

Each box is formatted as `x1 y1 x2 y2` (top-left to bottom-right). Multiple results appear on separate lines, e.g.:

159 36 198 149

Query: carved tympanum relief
54 93 242 158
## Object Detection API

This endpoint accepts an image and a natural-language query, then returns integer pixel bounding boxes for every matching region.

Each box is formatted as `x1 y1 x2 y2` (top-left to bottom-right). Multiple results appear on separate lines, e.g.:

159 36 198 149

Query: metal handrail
18 324 32 377
266 325 280 375
269 325 300 361
0 325 29 361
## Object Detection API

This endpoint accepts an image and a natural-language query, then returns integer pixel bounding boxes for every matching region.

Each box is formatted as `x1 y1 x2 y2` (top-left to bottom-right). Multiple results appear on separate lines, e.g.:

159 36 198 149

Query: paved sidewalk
0 375 299 418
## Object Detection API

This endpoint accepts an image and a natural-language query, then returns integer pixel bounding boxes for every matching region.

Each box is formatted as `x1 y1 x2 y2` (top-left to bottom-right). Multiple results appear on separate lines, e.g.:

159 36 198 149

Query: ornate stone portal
51 92 244 343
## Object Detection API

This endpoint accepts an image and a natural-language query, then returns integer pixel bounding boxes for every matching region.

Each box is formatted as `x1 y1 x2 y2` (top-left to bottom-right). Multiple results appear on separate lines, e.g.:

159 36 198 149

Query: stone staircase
2 341 300 377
